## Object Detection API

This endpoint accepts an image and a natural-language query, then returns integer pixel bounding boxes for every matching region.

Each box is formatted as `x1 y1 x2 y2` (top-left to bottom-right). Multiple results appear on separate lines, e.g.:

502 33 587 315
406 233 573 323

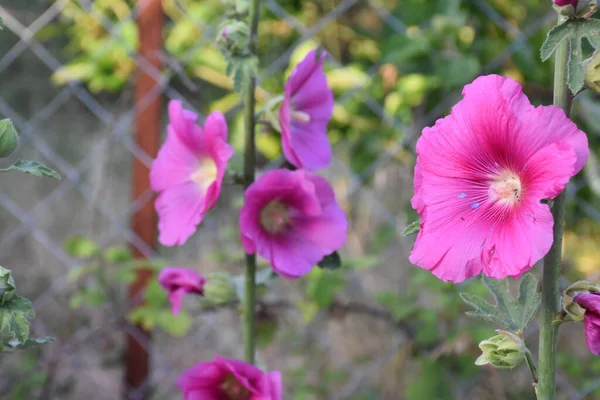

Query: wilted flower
178 354 281 399
150 100 233 246
279 49 334 170
475 330 526 369
158 267 206 315
240 169 347 279
410 75 588 283
573 292 600 356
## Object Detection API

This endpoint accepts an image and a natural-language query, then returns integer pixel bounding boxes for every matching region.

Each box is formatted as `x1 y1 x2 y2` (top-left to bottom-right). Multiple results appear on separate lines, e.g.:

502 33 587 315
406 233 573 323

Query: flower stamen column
537 16 570 400
243 0 261 365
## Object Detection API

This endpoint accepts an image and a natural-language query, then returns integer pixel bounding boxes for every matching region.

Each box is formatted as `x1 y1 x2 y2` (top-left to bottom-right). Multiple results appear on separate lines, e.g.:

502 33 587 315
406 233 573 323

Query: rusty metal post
125 0 163 398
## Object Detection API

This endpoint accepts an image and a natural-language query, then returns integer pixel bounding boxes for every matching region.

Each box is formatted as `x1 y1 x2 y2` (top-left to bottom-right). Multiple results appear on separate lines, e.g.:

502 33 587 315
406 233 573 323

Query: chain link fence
0 0 598 399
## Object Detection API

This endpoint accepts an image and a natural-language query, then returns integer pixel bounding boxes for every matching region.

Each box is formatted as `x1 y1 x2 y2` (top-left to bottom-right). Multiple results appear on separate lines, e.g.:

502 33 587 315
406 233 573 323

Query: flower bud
216 20 250 58
553 0 597 17
475 330 526 369
584 51 600 95
204 272 236 306
0 266 16 305
221 0 249 17
563 280 600 321
0 119 19 158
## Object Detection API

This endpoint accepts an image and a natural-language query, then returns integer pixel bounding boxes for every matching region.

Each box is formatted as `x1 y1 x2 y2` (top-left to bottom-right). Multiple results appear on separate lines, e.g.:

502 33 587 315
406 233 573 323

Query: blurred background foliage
2 0 600 398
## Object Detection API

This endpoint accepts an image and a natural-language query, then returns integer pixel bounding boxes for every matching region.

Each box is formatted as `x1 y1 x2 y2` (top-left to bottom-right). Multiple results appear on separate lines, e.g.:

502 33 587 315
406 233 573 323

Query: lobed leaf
1 160 60 179
0 296 34 345
540 20 573 62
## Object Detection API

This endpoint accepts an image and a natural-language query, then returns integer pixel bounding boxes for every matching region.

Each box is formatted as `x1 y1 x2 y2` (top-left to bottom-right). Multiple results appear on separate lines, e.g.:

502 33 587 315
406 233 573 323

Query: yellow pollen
190 158 218 189
260 200 291 233
291 110 311 123
489 171 521 205
220 374 251 400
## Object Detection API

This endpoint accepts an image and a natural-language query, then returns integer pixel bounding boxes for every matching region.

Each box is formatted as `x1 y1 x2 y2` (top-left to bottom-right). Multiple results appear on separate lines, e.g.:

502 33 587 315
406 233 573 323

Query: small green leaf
226 56 258 92
64 235 100 258
156 310 192 337
402 220 421 236
1 160 60 179
145 279 168 308
128 306 156 331
317 252 341 270
103 246 133 264
0 296 34 345
7 336 55 350
540 20 573 62
306 269 346 309
517 273 541 331
568 34 585 94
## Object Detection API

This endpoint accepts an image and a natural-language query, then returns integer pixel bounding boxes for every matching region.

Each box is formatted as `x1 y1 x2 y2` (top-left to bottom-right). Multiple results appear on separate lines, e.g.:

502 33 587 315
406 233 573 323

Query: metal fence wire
0 0 599 399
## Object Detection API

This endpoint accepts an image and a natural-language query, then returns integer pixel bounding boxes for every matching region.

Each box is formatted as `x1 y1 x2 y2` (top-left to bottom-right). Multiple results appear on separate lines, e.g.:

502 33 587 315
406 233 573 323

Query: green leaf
540 20 572 62
7 336 55 350
459 293 508 328
1 160 60 179
317 252 341 270
226 56 258 92
156 310 192 337
64 235 100 258
127 306 156 331
103 246 133 264
0 296 34 345
402 220 421 236
305 269 346 309
375 291 417 322
568 34 585 94
517 273 541 331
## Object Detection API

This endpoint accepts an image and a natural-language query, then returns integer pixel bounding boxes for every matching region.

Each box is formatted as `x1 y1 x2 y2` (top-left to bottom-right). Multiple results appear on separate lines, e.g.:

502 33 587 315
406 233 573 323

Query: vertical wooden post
125 0 163 398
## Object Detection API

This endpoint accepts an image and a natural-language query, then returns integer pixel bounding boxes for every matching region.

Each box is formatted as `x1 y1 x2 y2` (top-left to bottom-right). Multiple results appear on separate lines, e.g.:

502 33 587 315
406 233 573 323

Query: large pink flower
279 49 334 170
150 100 233 246
410 75 588 283
239 169 347 279
177 354 281 400
574 292 600 356
158 267 205 315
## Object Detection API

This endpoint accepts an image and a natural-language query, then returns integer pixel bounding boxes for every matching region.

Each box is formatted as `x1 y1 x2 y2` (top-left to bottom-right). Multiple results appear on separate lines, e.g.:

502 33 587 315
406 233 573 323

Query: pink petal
285 121 332 170
575 293 600 315
521 141 577 200
411 158 425 213
150 131 200 192
204 111 228 141
584 312 600 356
168 288 187 315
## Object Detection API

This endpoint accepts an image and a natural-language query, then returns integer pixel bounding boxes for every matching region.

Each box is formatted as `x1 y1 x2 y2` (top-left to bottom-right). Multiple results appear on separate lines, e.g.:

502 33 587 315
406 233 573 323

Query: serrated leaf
65 236 100 258
0 296 34 345
541 20 572 62
7 336 55 350
402 220 421 236
226 56 258 92
317 252 341 270
568 34 585 94
1 160 60 179
517 273 541 331
482 276 521 331
459 293 508 328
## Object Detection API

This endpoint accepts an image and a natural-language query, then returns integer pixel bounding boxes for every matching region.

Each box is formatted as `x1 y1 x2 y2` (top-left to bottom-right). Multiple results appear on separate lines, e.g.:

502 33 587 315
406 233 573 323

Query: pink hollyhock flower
279 49 334 170
574 292 600 356
239 169 347 279
150 100 233 246
554 0 578 6
158 267 205 315
177 354 281 400
410 74 588 283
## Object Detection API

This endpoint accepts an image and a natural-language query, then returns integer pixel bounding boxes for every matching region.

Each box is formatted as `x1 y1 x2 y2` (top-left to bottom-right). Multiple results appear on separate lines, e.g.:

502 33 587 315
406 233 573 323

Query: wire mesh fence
0 0 599 399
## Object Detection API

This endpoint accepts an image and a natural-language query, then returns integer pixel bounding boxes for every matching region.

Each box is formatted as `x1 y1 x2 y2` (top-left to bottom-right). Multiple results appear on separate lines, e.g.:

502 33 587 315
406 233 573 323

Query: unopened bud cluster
553 0 597 17
475 330 526 369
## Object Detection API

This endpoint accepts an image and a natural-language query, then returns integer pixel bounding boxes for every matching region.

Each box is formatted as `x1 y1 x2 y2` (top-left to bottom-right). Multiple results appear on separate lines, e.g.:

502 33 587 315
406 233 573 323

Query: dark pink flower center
220 374 251 400
488 171 521 206
260 200 291 233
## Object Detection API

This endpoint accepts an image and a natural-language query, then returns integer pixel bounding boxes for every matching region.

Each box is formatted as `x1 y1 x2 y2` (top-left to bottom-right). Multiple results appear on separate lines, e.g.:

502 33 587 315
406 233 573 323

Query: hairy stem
526 348 539 385
243 0 260 365
537 16 570 400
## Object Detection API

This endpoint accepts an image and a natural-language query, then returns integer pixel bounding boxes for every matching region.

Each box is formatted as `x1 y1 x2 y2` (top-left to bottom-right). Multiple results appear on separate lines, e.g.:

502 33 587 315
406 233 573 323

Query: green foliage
305 268 346 309
402 220 421 236
65 235 101 258
375 291 418 322
226 55 258 92
541 18 600 93
0 118 19 158
317 251 341 270
0 296 34 348
0 160 60 179
461 274 541 333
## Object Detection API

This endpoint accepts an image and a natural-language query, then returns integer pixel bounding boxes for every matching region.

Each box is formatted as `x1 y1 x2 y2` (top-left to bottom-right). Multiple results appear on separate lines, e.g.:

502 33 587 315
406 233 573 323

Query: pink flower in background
150 100 233 246
410 74 588 283
240 169 347 279
574 293 600 356
158 267 205 315
554 0 578 6
178 354 281 400
279 49 334 170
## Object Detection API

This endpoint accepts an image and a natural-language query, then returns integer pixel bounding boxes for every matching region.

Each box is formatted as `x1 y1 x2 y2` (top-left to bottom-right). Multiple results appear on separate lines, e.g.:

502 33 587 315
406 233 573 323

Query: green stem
537 16 570 400
243 0 260 365
526 348 539 385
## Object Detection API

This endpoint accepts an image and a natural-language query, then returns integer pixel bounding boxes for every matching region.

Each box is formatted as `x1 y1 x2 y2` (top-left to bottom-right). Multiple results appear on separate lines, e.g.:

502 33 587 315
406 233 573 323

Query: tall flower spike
178 354 281 399
240 169 347 279
279 49 334 170
573 292 600 356
410 75 588 283
150 100 233 246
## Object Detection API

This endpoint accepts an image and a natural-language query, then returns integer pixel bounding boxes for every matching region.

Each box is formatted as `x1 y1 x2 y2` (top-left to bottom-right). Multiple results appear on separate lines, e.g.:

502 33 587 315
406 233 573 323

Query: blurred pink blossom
150 100 233 246
410 74 588 283
158 267 205 315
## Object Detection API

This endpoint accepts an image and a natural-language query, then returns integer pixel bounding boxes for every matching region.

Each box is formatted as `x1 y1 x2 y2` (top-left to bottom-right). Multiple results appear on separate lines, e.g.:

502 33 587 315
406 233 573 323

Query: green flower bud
553 0 597 17
216 20 250 58
221 0 249 17
204 272 236 306
584 51 600 95
563 280 600 321
475 330 526 369
0 119 19 158
0 266 16 305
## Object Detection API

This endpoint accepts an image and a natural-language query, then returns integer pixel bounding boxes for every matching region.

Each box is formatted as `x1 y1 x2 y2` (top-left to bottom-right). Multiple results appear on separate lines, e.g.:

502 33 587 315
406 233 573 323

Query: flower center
190 158 218 189
489 171 521 205
291 110 311 123
220 374 251 400
260 200 291 233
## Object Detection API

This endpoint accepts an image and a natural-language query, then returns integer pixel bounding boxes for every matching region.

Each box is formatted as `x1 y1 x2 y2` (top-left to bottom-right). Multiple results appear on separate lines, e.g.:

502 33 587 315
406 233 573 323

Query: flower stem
526 348 539 385
243 0 260 365
537 16 570 400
